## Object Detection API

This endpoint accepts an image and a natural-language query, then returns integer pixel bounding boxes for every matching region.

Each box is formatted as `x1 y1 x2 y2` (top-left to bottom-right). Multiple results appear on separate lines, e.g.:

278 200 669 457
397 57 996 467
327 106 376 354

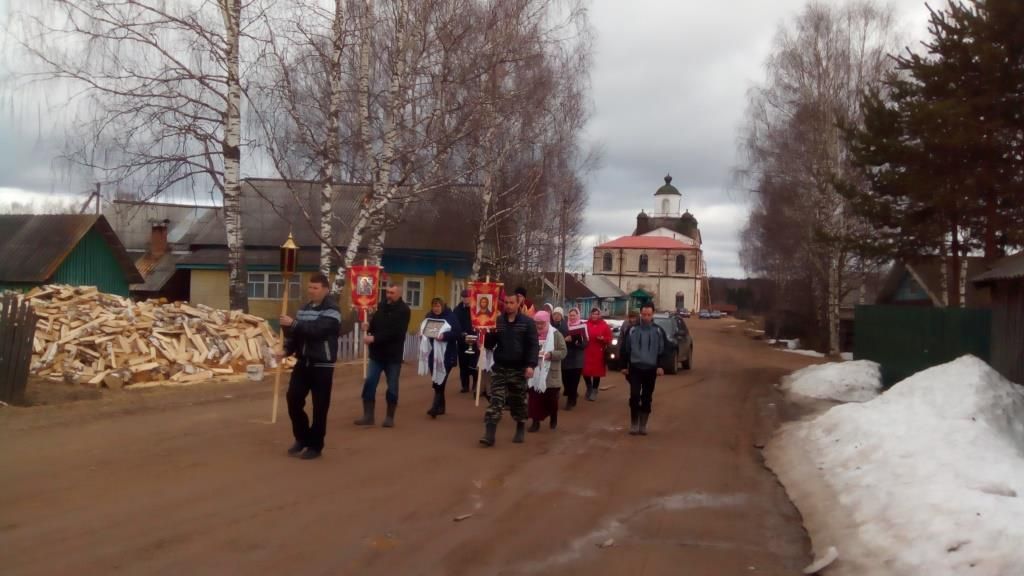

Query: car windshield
653 317 676 336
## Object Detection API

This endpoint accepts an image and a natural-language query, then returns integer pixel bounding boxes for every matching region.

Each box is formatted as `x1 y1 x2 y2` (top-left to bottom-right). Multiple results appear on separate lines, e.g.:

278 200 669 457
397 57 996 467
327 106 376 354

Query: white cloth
527 329 555 393
417 318 451 385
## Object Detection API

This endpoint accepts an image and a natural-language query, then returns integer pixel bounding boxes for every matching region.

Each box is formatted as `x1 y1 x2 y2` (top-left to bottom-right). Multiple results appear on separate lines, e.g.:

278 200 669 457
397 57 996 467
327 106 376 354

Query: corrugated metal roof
189 179 481 254
582 274 627 298
131 253 181 292
541 272 597 300
973 252 1024 284
0 215 143 284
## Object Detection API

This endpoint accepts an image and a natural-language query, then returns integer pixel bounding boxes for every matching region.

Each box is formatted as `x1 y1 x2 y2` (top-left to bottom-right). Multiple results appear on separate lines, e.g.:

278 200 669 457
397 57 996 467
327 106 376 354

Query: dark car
653 313 693 374
605 319 627 369
607 315 693 374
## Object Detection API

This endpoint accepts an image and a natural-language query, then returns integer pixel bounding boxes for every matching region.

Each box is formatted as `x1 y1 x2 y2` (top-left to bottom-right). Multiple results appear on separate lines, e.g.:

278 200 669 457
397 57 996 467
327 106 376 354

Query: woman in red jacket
582 307 612 401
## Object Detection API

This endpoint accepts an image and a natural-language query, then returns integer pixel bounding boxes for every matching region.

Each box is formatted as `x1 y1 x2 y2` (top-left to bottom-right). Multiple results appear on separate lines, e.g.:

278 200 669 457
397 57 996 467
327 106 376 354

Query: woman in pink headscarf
526 311 567 432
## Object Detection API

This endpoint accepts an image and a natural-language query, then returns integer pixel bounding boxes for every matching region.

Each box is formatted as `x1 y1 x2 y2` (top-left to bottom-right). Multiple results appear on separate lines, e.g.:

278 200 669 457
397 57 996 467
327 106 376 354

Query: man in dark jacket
355 283 411 428
280 273 342 460
453 289 478 393
619 302 668 436
480 293 539 447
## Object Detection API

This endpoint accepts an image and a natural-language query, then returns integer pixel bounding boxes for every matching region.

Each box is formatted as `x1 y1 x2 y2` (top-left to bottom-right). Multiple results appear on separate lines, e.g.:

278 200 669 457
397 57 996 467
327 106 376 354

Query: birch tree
12 0 251 311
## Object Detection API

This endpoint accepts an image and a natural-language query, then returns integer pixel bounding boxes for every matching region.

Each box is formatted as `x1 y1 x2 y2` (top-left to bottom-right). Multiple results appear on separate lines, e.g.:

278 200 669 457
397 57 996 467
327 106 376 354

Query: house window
404 278 424 308
639 254 649 273
675 254 686 274
602 252 613 272
247 272 299 300
451 279 466 307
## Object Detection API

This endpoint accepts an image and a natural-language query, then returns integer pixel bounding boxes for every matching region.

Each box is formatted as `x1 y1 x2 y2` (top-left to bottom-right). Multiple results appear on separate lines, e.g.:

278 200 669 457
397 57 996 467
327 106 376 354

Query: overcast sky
579 0 932 277
0 0 934 277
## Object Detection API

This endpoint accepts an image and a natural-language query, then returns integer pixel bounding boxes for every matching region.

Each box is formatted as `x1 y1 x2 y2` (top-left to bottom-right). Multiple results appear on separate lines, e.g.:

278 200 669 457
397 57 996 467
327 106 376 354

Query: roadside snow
767 356 1024 576
782 349 827 358
780 360 881 403
840 352 853 361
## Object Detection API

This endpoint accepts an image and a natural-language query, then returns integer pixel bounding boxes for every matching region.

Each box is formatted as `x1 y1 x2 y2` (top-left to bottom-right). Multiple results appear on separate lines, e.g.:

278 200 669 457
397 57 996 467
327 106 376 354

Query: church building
592 175 707 313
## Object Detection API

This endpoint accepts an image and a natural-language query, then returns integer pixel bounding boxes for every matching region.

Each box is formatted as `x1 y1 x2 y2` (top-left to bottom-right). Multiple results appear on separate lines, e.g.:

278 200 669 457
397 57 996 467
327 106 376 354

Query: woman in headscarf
527 311 567 432
559 307 588 410
417 297 462 419
582 307 612 401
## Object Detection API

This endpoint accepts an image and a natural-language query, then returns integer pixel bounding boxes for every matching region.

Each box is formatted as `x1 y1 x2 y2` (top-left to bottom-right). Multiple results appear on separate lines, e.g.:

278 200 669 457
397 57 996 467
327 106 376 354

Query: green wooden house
0 215 143 296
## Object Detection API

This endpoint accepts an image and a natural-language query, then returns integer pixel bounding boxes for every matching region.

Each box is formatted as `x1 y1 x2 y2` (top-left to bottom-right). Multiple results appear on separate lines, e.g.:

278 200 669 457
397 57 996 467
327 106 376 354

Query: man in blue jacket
279 273 342 460
619 302 668 436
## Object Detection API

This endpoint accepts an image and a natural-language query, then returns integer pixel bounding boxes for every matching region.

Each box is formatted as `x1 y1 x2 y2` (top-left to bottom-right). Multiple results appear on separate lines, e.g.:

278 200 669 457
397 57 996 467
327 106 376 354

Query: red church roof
596 235 696 250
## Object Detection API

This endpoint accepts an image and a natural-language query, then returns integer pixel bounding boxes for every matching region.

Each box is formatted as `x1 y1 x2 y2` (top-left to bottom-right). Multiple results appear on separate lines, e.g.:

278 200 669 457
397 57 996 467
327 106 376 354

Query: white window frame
404 277 425 309
247 272 300 300
451 278 466 308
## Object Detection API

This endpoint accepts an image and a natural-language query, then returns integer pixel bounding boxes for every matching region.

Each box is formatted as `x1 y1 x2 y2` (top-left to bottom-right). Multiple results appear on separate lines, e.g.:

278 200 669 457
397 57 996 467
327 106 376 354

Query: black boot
438 386 446 415
564 397 574 411
382 403 397 428
550 411 558 430
354 400 375 426
513 421 526 443
629 408 640 435
639 413 649 435
427 390 442 418
479 422 497 447
528 420 541 433
287 441 305 456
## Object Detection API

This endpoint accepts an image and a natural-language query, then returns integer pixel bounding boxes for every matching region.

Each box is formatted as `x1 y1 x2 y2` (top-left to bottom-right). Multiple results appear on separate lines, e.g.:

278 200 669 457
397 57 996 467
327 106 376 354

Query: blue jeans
362 358 402 405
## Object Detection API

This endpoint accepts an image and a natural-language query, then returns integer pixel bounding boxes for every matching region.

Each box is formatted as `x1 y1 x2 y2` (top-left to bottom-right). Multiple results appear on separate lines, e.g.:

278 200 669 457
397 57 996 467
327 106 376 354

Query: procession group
278 274 670 460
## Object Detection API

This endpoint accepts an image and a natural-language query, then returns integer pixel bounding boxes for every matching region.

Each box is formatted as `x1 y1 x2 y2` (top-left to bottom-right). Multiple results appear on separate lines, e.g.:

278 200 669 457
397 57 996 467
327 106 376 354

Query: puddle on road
516 491 748 573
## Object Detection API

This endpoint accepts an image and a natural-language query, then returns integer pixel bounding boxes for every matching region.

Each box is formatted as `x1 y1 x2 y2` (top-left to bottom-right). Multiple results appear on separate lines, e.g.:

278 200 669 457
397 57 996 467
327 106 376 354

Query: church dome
654 174 681 197
637 210 650 220
681 210 698 225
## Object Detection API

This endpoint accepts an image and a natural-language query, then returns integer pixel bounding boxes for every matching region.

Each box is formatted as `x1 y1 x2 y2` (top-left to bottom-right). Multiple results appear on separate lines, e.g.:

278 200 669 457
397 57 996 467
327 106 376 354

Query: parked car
678 309 692 318
607 315 693 374
653 313 693 374
710 310 722 319
698 309 711 319
604 319 626 369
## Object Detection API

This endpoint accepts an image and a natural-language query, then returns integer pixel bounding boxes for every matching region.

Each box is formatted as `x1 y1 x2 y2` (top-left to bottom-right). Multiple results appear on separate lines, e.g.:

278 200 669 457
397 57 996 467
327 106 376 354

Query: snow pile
782 348 827 358
780 360 882 403
767 356 1024 575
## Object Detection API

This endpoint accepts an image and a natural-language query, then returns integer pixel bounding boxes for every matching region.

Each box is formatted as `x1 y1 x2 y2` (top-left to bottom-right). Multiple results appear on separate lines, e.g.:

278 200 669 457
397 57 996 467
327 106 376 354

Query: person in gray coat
558 307 588 410
619 302 668 435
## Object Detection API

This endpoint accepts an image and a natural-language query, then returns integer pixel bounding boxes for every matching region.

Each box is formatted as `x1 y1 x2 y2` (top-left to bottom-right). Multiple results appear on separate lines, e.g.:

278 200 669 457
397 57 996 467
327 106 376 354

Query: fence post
0 294 39 405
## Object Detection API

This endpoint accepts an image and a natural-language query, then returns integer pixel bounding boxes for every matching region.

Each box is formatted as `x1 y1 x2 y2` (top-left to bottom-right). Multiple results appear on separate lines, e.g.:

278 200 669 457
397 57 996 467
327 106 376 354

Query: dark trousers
628 367 658 414
287 363 334 450
458 349 478 391
361 357 402 404
485 366 527 424
562 368 583 400
433 366 453 391
584 376 602 390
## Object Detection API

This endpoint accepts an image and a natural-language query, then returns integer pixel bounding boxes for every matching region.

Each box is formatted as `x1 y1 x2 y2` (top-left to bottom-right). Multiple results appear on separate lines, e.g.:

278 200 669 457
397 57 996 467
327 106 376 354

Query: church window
602 252 613 272
675 254 686 274
662 198 670 214
639 254 649 273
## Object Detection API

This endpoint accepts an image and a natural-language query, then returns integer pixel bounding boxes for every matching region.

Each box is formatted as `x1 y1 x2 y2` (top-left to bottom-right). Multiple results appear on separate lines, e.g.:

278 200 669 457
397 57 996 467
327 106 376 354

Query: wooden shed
973 252 1024 384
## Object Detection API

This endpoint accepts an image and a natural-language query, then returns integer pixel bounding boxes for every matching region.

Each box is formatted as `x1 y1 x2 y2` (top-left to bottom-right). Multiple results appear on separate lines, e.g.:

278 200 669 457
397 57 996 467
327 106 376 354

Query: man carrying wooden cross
278 273 342 460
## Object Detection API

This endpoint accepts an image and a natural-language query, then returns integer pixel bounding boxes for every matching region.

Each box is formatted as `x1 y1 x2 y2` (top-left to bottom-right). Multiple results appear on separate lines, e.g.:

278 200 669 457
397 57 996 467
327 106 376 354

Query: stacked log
21 285 294 389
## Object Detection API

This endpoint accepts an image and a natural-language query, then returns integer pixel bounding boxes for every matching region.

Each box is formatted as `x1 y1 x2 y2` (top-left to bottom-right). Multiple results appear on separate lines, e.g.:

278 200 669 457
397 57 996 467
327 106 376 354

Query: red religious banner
348 265 383 312
468 281 503 331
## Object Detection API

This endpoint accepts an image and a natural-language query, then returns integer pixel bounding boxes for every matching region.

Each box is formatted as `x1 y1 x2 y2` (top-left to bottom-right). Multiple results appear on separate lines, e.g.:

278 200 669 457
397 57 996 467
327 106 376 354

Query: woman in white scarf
417 297 462 419
526 311 567 432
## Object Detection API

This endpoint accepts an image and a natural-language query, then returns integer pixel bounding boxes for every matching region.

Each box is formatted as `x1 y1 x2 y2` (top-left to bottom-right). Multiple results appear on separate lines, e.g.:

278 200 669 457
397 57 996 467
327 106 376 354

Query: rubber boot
512 421 526 443
382 403 397 428
550 410 558 430
629 408 640 435
639 413 649 436
479 422 497 447
592 387 600 401
564 397 574 411
354 400 375 426
528 419 541 433
427 390 441 418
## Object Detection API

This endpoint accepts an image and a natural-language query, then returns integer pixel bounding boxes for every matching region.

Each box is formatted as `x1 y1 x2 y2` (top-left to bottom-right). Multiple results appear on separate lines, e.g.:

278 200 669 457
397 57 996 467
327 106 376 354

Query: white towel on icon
527 330 555 393
417 319 451 385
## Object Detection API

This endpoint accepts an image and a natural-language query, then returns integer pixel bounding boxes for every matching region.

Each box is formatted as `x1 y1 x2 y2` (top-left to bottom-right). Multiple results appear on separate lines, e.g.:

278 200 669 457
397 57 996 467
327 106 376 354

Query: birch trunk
221 0 246 312
959 250 968 308
827 254 840 356
939 239 949 307
321 0 345 286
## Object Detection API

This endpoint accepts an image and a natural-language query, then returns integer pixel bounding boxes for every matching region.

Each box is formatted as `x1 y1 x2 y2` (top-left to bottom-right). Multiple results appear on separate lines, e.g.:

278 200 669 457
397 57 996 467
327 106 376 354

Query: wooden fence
337 323 420 364
1 294 39 405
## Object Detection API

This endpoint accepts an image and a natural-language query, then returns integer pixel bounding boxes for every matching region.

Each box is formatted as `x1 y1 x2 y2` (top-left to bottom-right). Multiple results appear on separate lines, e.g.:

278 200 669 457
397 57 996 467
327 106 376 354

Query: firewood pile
22 285 295 389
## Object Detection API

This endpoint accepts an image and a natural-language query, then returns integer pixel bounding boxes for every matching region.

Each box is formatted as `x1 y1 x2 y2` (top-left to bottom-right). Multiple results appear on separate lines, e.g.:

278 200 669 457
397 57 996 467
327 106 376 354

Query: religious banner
348 265 383 314
468 280 504 331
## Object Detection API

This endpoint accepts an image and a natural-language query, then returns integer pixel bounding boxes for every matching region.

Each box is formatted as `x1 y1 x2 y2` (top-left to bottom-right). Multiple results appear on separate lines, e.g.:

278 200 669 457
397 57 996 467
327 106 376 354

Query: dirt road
1 319 818 576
